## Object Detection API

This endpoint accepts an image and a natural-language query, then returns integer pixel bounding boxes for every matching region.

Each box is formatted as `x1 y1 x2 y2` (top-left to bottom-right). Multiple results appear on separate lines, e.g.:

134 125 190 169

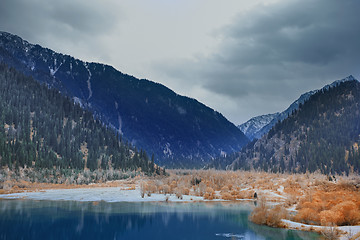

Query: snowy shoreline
282 219 360 240
1 186 360 239
0 187 205 202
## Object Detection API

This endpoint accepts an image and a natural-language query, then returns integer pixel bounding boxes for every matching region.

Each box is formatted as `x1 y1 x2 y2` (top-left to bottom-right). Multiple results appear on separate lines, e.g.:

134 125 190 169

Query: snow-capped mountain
0 31 249 167
230 79 360 174
238 113 279 141
239 75 357 140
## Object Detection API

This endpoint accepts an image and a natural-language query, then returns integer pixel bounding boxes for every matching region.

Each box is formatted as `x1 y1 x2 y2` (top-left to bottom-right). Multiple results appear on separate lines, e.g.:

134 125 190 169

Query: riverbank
0 186 204 202
2 185 360 239
1 170 360 239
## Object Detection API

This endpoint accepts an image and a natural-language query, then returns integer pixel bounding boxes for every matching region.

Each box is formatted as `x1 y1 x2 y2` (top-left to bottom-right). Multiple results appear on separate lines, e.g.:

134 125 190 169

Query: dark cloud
1 0 360 124
159 0 360 123
0 0 121 61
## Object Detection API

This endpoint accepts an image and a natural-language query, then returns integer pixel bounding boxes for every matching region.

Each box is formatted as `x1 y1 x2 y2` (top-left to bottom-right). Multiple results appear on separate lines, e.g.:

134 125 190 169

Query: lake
0 200 320 240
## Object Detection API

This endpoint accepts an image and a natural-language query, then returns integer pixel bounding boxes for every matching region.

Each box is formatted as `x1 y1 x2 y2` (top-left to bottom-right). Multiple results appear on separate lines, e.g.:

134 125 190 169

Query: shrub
249 201 287 227
204 187 215 200
295 208 320 224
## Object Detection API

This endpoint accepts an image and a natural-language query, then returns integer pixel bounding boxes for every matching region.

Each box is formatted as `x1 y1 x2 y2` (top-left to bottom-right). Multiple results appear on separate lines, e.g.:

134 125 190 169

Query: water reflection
0 200 320 240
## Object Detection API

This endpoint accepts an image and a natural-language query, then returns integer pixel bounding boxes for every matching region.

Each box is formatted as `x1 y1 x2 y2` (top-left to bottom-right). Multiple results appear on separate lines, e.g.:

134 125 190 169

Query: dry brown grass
3 168 360 229
249 199 288 227
136 170 360 228
0 178 140 194
295 179 360 226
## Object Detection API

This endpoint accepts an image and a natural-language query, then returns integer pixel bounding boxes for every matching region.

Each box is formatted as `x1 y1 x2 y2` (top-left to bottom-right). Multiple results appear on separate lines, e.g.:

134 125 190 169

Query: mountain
238 76 357 140
238 113 279 141
0 31 249 167
0 63 158 177
229 79 360 175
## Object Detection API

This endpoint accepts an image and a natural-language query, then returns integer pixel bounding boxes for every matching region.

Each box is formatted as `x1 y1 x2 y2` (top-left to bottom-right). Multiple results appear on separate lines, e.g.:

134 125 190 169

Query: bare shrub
175 188 183 199
249 200 269 225
140 182 146 198
321 224 340 240
267 205 288 227
3 181 13 190
250 200 287 227
203 187 215 200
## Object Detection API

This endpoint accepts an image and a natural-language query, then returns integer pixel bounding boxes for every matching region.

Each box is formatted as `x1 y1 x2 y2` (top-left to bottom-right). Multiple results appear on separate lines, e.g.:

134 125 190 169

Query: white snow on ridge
48 58 64 77
84 63 93 100
238 113 279 140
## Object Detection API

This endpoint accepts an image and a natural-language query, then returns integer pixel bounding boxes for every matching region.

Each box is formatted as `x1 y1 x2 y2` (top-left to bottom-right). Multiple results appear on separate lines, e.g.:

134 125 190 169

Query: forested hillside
227 80 360 174
0 31 249 167
0 63 159 179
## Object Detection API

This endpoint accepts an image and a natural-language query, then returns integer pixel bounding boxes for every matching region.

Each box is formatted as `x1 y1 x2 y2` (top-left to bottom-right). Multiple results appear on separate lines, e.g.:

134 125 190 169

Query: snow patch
48 58 63 77
177 106 187 115
220 151 227 157
0 187 204 203
73 97 84 108
118 112 123 135
84 63 93 100
163 143 172 156
215 233 244 239
282 219 360 240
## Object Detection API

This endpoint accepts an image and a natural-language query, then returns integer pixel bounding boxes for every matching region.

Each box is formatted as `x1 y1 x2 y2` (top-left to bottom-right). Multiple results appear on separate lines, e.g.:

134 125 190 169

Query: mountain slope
238 113 279 141
0 31 249 167
239 76 357 140
229 79 360 174
0 63 157 176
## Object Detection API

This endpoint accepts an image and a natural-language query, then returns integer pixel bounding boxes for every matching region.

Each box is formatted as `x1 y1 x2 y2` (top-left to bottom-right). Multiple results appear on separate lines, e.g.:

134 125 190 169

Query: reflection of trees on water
0 200 320 240
0 200 150 239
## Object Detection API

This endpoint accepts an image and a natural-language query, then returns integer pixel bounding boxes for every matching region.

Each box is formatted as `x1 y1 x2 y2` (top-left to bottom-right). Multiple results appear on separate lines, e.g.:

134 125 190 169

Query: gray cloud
0 0 121 62
158 0 360 123
1 0 360 125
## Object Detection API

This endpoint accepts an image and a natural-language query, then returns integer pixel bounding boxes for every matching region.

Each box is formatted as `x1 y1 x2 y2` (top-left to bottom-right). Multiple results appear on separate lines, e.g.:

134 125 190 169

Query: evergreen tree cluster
0 31 249 168
227 80 360 174
0 63 159 175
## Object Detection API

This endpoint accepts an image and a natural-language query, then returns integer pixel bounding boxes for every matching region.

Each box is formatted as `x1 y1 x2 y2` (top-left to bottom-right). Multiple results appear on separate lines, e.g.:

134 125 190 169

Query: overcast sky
1 0 360 124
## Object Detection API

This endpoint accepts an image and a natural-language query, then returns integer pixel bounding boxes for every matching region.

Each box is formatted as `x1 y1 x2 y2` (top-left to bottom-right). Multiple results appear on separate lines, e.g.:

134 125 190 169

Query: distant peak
344 75 357 81
322 75 358 91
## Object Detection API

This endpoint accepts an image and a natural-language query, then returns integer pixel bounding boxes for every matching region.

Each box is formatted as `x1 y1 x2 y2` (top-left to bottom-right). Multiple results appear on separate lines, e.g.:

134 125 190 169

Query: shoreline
282 219 360 240
1 185 360 239
2 171 360 240
0 186 205 203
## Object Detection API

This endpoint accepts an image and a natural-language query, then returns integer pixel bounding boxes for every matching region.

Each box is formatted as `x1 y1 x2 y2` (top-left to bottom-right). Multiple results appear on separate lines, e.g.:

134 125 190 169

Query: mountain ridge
230 79 360 174
239 75 357 140
0 31 249 167
0 63 158 177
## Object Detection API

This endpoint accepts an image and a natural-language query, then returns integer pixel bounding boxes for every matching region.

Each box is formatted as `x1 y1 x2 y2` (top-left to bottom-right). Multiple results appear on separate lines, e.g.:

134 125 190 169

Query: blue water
0 200 320 240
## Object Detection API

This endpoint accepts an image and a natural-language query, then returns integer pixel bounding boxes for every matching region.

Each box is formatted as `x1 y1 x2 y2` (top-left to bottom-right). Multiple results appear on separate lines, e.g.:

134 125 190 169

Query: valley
0 30 359 240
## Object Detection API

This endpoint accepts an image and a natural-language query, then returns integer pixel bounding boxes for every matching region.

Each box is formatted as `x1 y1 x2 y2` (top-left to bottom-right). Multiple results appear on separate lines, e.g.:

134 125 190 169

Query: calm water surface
0 200 320 240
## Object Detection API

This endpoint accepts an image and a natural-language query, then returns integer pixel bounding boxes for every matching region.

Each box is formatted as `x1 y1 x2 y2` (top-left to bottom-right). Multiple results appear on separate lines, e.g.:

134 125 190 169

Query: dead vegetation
138 170 360 230
2 168 360 233
249 199 288 227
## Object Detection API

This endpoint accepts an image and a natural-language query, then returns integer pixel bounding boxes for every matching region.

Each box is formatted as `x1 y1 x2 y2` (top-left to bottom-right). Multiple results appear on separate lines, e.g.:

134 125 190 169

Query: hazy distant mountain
238 75 357 140
230 79 360 174
238 113 279 141
0 31 249 167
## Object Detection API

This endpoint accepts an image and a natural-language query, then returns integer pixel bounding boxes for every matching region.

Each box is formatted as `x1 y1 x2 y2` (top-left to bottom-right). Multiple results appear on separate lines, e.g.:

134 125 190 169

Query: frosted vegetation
2 169 360 239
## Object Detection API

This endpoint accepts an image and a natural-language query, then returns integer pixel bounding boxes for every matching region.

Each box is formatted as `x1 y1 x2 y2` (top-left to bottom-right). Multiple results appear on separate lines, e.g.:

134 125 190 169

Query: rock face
0 31 249 167
230 79 360 175
238 75 357 140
